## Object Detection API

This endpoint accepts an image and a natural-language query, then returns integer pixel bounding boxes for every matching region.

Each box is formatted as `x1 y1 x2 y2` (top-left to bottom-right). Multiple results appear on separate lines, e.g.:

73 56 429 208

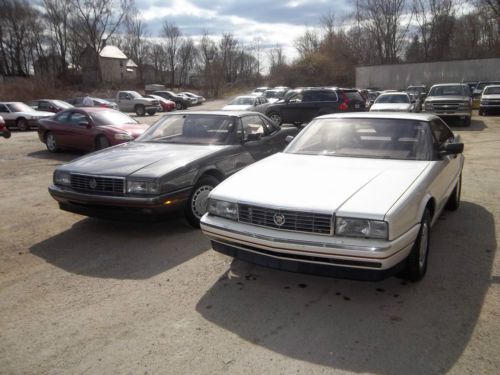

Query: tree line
268 0 500 87
0 0 499 96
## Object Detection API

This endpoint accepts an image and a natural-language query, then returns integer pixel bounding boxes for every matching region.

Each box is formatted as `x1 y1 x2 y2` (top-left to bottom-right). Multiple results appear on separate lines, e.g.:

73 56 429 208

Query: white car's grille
70 174 124 196
238 203 332 235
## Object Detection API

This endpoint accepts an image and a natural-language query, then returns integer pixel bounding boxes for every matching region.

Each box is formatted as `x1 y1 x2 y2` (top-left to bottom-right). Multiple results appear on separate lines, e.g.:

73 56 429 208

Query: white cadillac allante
200 113 464 281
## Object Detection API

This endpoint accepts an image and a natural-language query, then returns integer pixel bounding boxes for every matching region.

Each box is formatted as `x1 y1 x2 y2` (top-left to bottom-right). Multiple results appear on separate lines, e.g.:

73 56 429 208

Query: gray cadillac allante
48 111 299 226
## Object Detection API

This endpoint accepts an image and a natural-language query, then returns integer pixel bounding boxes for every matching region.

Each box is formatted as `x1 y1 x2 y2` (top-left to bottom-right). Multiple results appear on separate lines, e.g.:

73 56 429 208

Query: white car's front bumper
201 214 420 280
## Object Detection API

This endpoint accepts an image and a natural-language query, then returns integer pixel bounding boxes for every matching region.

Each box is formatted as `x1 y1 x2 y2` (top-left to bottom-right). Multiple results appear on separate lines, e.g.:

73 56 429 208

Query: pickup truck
116 91 161 116
422 83 472 126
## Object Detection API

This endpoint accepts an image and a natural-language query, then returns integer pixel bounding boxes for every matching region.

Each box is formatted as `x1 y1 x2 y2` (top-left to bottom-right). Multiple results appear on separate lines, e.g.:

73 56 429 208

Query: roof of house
100 46 127 60
126 59 138 68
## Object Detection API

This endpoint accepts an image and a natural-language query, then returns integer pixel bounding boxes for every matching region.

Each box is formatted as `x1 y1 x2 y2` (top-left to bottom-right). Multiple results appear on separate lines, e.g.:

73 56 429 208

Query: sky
136 0 353 62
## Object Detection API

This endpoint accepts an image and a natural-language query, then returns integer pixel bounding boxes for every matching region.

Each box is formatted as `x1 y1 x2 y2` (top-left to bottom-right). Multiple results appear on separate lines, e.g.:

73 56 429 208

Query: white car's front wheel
402 209 431 282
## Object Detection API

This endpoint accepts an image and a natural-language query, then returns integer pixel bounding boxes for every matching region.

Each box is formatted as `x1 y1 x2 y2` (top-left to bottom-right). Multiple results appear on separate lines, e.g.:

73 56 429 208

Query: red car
147 95 176 112
38 108 149 152
0 115 11 138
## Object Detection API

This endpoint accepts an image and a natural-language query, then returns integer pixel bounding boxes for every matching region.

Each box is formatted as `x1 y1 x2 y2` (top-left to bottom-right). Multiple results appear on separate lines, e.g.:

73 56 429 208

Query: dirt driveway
0 111 499 374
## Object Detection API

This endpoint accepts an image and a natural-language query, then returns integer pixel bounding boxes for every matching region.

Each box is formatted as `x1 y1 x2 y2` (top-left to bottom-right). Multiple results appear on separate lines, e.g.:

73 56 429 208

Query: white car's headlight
335 217 388 239
126 180 159 194
207 198 238 220
54 170 71 186
114 133 133 140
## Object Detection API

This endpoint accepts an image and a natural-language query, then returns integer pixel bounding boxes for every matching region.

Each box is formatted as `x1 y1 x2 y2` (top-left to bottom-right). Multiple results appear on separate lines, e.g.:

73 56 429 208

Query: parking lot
1 107 499 374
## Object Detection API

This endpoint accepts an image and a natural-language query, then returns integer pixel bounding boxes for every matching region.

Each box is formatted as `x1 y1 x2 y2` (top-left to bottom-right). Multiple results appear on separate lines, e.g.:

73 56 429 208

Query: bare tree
294 29 320 58
71 0 133 82
177 37 197 86
162 21 181 88
121 8 149 83
357 0 410 64
412 0 455 61
43 0 72 79
476 0 500 18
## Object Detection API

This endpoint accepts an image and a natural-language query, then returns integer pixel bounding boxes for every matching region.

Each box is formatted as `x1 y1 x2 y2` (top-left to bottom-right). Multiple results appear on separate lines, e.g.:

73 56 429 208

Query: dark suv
264 88 365 125
152 91 190 110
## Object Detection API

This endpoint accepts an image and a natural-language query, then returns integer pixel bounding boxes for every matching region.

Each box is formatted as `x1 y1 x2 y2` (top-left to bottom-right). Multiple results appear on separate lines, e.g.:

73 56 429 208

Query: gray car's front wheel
17 118 29 131
185 175 220 228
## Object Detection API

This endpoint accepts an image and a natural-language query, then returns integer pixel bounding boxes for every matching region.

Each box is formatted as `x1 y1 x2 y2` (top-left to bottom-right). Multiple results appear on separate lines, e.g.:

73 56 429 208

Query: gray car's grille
432 102 460 111
70 174 124 195
238 203 332 235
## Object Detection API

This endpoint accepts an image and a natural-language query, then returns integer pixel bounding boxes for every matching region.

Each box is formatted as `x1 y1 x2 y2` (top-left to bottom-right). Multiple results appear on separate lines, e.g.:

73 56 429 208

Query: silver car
201 112 464 281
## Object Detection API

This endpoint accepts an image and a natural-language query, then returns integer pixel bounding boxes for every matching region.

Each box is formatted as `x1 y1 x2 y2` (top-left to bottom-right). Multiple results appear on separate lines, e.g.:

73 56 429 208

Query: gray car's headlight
126 180 159 194
207 198 238 220
335 217 388 239
54 170 71 186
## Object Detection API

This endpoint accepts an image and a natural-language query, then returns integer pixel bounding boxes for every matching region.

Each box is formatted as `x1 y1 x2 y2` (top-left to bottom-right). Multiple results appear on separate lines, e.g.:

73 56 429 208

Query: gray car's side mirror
440 143 464 156
243 133 261 142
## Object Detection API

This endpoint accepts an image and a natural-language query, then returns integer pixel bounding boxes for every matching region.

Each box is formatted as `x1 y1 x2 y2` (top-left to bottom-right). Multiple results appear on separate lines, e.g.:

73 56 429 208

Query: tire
463 116 471 127
402 209 431 282
45 132 59 152
479 108 484 116
147 110 156 115
17 118 29 131
185 175 220 228
445 174 461 211
135 105 146 116
268 112 282 126
176 102 183 110
95 135 110 150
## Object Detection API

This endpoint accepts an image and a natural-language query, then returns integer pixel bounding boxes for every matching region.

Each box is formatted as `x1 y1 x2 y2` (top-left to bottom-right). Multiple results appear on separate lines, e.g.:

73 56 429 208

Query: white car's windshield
229 97 254 105
286 118 433 161
375 94 410 104
136 114 236 145
91 110 138 125
483 86 500 95
429 85 465 96
7 103 35 112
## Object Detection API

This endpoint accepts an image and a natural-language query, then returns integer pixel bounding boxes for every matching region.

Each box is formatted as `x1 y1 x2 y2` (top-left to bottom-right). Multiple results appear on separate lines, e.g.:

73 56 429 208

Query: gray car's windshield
286 118 433 161
137 114 236 145
429 85 465 96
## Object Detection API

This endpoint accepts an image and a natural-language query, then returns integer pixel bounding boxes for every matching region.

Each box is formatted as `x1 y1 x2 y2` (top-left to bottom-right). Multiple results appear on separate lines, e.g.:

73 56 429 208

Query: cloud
136 0 352 62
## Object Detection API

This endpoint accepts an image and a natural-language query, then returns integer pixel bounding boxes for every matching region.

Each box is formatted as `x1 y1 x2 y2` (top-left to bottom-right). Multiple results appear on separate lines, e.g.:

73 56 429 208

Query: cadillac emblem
88 178 97 189
273 213 286 226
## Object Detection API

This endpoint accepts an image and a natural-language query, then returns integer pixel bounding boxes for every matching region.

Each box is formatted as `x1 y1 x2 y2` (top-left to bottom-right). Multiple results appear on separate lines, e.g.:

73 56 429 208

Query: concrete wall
356 58 500 90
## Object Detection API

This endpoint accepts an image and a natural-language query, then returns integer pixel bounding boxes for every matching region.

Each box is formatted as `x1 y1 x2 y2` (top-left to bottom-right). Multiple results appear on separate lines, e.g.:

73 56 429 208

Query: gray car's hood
61 142 229 177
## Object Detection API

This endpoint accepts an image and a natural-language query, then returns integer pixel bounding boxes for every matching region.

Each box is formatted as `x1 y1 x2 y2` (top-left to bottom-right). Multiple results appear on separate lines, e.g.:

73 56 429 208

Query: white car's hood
481 94 500 100
211 153 431 219
370 103 411 112
222 104 253 111
17 111 53 118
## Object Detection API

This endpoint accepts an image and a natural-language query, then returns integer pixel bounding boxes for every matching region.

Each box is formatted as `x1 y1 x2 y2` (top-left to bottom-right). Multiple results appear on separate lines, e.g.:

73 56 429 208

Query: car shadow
196 202 495 374
448 117 487 131
27 150 84 163
30 218 210 280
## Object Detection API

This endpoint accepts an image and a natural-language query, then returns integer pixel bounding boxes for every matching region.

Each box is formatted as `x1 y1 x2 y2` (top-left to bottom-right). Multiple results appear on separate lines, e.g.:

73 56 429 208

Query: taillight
339 91 350 110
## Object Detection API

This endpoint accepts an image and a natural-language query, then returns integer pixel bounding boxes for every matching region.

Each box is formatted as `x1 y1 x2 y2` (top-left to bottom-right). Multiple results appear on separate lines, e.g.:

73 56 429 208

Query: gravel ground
0 108 499 375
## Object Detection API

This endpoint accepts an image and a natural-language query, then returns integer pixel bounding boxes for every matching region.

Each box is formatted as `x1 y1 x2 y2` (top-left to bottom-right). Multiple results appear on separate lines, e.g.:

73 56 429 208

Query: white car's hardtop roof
317 112 438 122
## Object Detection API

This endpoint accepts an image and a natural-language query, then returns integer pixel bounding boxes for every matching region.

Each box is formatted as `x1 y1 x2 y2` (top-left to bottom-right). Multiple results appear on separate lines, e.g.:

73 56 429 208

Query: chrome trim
202 220 391 252
69 173 126 194
236 201 334 236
